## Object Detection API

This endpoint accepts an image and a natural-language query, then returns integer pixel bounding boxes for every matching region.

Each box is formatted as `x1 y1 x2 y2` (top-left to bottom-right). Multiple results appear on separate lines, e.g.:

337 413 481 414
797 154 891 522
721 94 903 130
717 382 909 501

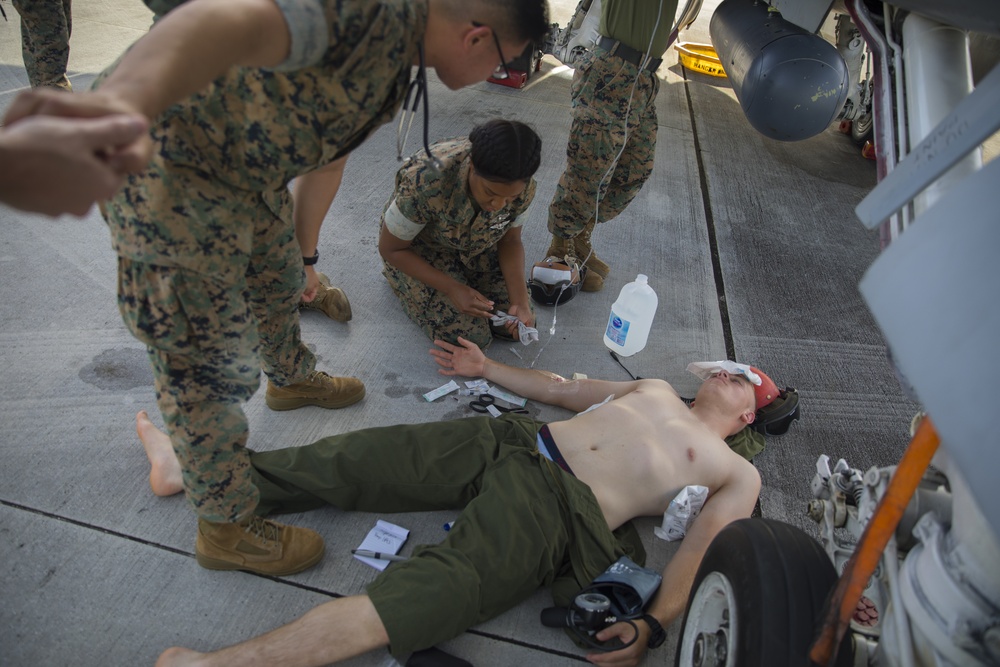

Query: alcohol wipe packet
654 485 708 541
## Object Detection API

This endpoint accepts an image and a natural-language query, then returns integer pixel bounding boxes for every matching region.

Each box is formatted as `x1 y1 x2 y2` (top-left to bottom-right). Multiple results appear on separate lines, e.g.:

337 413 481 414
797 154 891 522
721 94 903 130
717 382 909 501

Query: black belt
597 35 662 72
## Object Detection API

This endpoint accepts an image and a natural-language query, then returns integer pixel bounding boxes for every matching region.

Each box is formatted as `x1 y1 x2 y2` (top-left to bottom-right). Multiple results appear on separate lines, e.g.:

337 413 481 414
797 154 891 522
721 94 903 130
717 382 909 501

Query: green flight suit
248 413 645 657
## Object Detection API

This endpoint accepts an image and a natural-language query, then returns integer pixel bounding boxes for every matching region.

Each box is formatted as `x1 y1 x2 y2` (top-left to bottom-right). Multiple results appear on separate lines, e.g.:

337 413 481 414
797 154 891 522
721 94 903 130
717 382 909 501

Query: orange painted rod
809 416 940 666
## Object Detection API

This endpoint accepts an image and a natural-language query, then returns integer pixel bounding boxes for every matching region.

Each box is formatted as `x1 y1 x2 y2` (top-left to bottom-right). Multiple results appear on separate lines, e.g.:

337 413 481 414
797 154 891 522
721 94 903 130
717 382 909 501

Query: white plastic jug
603 274 658 357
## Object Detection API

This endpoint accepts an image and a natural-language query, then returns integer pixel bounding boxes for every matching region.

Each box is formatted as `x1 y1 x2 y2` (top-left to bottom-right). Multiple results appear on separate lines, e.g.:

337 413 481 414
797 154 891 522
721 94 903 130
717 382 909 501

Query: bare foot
136 410 184 497
156 647 205 667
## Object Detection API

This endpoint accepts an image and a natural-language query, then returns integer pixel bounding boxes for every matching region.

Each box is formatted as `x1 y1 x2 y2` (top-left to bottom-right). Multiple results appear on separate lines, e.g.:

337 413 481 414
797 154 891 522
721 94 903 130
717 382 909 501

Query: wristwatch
303 251 319 266
641 614 666 649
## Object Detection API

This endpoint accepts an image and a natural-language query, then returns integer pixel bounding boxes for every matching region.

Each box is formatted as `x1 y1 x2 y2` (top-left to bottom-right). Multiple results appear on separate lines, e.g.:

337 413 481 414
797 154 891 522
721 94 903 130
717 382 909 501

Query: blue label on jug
606 312 630 345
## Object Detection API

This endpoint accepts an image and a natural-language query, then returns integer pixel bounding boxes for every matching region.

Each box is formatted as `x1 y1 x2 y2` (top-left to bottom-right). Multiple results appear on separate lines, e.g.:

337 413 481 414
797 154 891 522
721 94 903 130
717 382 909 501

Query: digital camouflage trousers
548 48 660 239
13 0 72 90
108 164 316 523
383 246 519 349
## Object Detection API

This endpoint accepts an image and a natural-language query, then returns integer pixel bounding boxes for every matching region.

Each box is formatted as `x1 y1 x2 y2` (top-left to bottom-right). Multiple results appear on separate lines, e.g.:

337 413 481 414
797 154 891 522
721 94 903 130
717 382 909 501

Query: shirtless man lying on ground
139 337 777 667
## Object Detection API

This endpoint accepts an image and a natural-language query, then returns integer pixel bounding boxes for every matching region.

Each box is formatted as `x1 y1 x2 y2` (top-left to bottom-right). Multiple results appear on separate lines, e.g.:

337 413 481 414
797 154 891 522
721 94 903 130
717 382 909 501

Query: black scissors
469 394 529 415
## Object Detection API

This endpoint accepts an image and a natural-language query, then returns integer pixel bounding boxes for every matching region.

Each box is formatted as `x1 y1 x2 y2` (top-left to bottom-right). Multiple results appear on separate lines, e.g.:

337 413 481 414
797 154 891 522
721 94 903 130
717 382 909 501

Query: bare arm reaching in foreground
1 0 289 218
0 112 148 216
5 0 292 127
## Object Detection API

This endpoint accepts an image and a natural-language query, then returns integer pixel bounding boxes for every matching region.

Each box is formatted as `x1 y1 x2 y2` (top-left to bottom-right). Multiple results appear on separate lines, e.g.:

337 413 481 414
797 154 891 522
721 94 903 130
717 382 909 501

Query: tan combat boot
300 272 352 322
266 370 365 411
195 515 325 576
574 224 610 292
545 234 577 264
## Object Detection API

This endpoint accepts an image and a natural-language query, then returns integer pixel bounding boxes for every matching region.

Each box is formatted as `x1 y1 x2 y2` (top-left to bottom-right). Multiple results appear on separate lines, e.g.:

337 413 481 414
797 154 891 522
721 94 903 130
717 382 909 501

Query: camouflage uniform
12 0 73 91
381 138 537 348
101 0 425 523
548 0 677 240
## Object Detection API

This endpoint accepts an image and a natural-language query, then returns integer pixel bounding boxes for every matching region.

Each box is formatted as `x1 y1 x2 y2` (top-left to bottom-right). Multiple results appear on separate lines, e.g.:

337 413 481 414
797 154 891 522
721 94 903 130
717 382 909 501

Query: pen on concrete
351 549 408 562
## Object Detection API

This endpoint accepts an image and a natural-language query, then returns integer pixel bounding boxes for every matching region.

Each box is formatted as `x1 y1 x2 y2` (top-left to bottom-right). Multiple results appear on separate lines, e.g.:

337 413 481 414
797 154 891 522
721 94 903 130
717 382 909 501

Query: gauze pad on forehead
686 361 762 386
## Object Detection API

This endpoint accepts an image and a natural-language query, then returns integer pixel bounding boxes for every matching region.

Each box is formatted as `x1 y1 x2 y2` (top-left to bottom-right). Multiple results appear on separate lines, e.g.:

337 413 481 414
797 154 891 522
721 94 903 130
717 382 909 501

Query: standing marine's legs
119 258 325 576
12 0 73 91
106 168 324 577
250 194 365 411
547 50 659 291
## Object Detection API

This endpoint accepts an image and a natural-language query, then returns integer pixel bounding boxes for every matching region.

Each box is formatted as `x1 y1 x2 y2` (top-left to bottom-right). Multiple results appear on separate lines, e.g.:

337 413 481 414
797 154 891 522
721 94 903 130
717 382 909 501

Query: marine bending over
6 0 551 577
